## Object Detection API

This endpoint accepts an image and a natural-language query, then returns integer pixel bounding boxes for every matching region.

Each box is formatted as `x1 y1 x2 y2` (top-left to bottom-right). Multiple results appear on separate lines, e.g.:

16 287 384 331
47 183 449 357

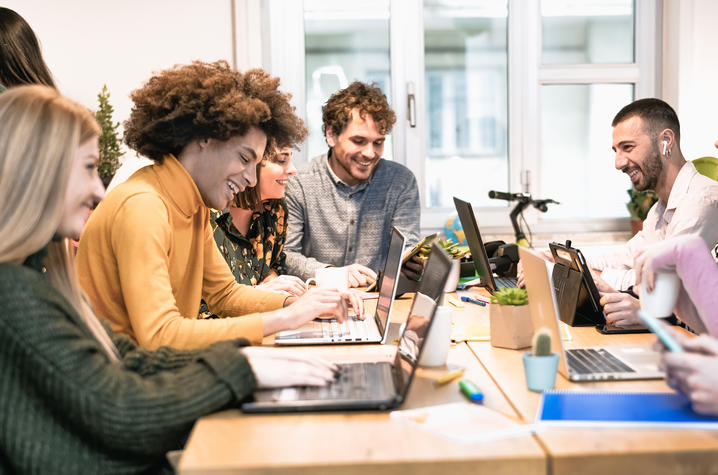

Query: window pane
541 0 634 64
304 0 392 161
540 84 634 219
424 0 508 209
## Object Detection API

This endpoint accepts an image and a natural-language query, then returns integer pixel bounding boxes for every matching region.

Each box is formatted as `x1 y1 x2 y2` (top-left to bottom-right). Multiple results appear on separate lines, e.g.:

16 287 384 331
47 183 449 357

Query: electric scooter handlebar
488 190 559 213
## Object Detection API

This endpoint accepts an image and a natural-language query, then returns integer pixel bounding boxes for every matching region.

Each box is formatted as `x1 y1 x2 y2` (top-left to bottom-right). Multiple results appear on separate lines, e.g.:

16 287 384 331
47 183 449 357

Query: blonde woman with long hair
0 85 337 474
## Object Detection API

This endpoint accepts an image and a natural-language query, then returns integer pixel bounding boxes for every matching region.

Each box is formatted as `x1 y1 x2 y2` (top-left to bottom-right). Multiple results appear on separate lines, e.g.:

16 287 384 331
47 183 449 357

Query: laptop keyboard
312 316 371 341
295 363 376 400
566 348 635 375
495 276 518 288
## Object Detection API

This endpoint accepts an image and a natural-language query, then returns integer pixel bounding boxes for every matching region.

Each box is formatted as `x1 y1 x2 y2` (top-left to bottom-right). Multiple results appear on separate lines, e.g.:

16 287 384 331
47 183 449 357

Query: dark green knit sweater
0 254 257 474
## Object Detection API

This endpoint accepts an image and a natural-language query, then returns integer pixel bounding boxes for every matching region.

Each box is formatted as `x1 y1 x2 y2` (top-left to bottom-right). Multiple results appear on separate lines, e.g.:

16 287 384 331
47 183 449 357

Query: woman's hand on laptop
242 347 337 388
340 264 377 288
342 290 365 319
268 287 349 334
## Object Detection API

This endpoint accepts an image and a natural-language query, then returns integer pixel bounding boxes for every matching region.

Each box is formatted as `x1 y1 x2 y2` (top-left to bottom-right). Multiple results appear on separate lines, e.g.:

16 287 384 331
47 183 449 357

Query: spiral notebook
537 391 718 429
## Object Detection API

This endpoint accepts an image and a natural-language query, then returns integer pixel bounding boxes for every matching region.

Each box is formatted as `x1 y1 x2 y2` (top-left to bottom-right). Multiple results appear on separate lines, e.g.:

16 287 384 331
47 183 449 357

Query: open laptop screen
375 227 406 333
453 197 497 292
393 243 452 398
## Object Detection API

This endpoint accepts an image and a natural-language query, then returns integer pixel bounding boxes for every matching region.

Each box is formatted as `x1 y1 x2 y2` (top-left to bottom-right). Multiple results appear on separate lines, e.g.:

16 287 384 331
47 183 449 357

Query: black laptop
453 196 517 292
241 242 453 413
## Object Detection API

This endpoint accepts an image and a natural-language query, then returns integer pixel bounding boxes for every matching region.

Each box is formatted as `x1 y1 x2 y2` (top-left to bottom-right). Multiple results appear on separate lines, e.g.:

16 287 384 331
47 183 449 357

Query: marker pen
460 296 487 307
459 379 484 403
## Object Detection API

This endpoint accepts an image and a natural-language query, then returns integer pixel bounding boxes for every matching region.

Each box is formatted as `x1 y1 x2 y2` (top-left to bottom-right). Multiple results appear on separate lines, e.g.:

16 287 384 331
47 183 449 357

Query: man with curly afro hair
77 61 362 350
284 81 421 286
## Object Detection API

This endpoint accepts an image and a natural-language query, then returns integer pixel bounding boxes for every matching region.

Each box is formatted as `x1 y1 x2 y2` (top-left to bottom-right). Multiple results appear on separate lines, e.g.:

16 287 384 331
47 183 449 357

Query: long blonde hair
0 86 120 361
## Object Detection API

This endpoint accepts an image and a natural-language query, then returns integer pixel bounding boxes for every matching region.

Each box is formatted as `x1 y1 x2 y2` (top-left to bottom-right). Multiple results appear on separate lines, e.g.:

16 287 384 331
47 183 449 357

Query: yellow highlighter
434 368 465 386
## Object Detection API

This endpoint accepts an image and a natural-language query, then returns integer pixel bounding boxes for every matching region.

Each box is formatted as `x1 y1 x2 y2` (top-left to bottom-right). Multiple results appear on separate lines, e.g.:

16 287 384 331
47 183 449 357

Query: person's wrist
283 295 297 307
262 307 292 336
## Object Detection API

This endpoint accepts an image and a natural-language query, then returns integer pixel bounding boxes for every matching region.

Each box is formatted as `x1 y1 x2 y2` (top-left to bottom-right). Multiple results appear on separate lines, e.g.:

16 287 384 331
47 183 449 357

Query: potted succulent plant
521 327 560 392
489 287 533 349
626 188 658 236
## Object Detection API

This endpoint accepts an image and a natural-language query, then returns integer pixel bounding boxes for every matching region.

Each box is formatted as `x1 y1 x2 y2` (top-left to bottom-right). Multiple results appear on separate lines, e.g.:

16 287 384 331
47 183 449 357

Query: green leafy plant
490 287 528 306
532 327 552 356
95 85 122 188
626 188 658 221
437 238 469 260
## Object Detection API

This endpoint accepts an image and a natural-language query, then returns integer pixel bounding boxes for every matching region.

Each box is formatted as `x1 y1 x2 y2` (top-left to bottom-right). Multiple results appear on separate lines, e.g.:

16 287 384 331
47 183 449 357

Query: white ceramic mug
418 305 452 367
640 272 680 318
305 267 349 291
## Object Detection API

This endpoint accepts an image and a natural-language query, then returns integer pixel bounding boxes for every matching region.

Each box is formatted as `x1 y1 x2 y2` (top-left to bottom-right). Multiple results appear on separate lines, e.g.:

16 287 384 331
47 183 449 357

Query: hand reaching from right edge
242 346 336 388
659 332 718 416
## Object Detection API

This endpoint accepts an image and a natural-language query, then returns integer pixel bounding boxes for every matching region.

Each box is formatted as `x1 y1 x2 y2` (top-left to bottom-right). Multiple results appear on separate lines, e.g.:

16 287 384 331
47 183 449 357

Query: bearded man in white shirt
589 98 718 327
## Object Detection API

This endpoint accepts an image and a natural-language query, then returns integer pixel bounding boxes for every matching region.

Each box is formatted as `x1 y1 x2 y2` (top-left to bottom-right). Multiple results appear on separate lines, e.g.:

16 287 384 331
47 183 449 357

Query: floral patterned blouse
210 199 288 286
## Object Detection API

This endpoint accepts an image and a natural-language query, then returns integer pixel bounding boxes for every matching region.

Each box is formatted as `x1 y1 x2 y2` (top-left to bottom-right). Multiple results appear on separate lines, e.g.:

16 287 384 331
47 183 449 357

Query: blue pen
459 379 484 403
460 296 486 307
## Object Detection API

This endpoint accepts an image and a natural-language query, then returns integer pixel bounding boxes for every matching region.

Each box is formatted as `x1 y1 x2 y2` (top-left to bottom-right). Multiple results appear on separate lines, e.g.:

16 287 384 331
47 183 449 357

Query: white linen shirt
587 161 718 290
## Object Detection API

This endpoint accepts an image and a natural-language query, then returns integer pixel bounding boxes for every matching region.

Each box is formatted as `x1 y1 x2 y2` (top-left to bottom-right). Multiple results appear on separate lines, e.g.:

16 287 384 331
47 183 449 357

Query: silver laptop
453 197 517 291
274 227 406 345
242 243 452 413
520 247 663 382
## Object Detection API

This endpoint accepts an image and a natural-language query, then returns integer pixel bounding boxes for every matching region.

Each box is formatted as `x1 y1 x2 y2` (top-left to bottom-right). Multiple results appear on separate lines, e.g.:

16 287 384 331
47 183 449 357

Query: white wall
4 0 234 161
663 0 718 159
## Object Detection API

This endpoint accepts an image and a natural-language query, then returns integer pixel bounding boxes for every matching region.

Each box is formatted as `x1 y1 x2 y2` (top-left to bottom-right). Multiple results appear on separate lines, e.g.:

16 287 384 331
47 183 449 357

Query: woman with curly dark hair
77 61 362 350
0 7 56 90
207 145 308 297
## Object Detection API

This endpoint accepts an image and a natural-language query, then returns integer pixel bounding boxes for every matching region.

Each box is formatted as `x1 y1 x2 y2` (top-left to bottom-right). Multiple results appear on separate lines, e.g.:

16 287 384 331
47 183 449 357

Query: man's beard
637 143 663 191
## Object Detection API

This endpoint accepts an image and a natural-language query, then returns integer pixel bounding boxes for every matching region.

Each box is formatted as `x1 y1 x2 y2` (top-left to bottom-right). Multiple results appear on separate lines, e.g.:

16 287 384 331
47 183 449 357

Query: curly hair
123 60 307 162
322 81 396 140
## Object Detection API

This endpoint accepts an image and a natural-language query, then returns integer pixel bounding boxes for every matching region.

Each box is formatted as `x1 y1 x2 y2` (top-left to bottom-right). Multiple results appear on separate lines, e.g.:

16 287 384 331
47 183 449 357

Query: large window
424 1 508 209
304 0 392 160
266 0 660 233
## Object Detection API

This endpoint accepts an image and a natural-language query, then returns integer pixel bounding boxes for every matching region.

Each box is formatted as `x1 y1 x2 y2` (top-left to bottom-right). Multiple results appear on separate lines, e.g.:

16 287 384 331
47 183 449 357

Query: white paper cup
640 272 680 318
305 267 349 291
419 306 452 367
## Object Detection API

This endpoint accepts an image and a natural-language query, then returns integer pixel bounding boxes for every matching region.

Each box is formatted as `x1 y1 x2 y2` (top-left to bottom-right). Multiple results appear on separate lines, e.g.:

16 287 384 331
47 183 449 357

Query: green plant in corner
532 327 552 356
95 84 122 188
626 188 658 222
490 287 528 306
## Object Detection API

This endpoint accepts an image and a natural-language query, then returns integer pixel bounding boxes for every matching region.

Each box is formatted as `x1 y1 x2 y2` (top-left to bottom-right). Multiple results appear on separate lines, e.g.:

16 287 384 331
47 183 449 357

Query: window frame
254 0 662 235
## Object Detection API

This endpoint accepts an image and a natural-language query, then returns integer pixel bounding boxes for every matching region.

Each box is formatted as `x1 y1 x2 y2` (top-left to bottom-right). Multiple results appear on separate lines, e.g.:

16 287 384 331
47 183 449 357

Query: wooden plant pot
489 303 534 350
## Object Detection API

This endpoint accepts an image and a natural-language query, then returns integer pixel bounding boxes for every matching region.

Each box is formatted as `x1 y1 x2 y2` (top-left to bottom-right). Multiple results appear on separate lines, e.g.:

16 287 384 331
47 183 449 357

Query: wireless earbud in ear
662 140 668 156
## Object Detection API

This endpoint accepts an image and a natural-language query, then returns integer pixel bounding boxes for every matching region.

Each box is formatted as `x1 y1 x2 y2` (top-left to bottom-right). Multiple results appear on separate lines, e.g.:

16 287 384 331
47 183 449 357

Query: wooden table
179 290 718 475
461 287 718 475
178 295 546 475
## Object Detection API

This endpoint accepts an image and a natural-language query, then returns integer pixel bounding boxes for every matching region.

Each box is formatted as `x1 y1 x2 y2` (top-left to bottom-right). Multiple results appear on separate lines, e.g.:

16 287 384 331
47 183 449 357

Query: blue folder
537 391 718 428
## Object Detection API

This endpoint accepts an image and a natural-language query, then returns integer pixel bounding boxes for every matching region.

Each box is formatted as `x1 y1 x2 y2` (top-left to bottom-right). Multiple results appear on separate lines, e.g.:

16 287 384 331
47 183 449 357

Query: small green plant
626 188 658 221
532 327 552 356
95 84 122 188
490 287 528 306
437 238 469 260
